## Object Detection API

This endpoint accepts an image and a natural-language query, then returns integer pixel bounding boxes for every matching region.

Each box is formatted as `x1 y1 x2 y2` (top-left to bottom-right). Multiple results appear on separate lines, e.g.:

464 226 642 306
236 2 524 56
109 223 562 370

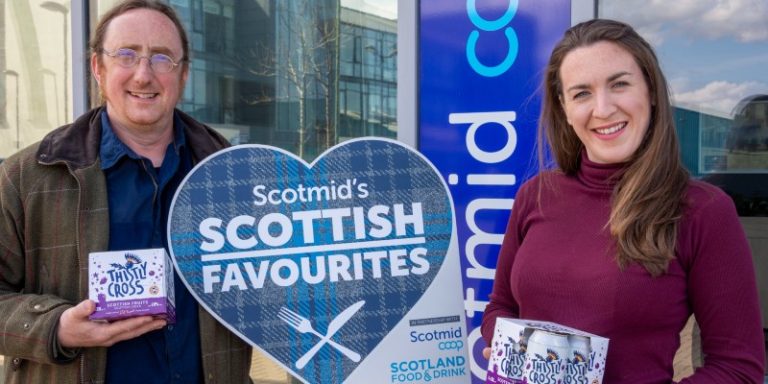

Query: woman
481 19 765 382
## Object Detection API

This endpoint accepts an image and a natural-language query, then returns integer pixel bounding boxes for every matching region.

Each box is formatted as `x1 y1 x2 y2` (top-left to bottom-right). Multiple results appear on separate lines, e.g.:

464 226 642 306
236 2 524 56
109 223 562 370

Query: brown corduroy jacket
0 107 252 384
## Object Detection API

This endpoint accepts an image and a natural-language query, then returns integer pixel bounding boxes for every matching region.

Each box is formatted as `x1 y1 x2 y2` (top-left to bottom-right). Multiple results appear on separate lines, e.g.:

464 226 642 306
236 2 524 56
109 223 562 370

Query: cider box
88 248 176 323
486 318 609 384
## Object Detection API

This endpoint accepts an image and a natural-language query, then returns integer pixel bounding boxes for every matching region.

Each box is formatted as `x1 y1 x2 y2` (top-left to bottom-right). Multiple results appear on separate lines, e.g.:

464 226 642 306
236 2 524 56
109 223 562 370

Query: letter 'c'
467 28 518 77
466 0 519 77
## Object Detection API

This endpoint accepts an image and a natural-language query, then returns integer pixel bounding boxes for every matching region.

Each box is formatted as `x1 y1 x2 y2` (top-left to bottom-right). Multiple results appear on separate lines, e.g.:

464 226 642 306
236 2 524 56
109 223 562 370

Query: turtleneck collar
576 150 627 191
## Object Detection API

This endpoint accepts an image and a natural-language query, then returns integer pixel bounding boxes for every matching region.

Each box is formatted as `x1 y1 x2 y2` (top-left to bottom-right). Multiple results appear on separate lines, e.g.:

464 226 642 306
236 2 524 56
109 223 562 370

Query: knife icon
295 300 365 369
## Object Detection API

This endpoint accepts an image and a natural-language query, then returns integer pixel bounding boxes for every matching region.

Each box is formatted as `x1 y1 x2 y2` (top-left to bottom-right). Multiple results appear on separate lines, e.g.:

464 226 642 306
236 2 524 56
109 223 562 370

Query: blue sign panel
418 1 570 382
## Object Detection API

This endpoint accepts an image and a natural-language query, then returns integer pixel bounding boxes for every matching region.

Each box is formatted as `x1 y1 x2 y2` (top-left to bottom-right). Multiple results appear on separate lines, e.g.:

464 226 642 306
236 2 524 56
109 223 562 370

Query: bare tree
244 0 339 160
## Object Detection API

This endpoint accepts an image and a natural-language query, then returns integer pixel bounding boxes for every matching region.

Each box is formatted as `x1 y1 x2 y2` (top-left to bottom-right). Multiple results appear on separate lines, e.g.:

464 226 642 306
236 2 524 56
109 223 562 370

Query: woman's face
559 41 651 164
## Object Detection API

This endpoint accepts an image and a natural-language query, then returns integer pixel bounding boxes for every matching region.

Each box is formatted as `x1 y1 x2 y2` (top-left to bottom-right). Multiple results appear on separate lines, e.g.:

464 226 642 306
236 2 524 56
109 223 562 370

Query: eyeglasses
101 48 184 73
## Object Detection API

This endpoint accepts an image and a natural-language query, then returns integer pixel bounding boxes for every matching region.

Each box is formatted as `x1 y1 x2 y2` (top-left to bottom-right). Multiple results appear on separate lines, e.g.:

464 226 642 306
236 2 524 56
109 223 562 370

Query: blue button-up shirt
100 111 202 383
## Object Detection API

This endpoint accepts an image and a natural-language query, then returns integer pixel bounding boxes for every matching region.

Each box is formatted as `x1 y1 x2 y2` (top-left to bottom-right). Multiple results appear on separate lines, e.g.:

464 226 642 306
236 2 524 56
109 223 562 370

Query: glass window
83 0 396 166
165 0 398 163
600 1 768 216
1 0 72 160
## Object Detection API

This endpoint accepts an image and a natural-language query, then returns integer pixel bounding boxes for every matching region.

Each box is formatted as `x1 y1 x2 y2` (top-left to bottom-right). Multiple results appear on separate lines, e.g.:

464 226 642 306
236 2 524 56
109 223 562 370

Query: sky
338 0 767 117
341 0 397 19
601 0 768 117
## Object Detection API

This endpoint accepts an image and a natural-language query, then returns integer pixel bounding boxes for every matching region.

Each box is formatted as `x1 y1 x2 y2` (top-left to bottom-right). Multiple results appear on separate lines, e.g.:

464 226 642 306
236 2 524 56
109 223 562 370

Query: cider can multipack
88 248 176 323
486 318 608 384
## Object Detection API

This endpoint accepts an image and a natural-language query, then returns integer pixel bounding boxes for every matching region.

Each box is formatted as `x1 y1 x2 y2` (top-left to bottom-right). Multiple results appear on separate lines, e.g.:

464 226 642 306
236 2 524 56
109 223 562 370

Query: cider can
565 335 591 384
487 327 527 383
523 330 569 384
502 335 526 382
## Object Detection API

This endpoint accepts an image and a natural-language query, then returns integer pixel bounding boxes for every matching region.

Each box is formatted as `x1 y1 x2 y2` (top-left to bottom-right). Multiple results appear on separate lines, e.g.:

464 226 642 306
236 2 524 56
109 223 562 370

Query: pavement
1 343 767 383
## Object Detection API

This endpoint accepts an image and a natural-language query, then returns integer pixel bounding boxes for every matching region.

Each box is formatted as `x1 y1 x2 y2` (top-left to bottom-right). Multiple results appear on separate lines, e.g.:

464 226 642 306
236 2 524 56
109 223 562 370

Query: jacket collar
36 107 228 169
36 107 103 169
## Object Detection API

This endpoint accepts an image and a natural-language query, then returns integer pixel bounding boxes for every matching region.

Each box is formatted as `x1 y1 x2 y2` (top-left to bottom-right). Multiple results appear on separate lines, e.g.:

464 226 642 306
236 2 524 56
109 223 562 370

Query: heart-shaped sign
168 138 466 383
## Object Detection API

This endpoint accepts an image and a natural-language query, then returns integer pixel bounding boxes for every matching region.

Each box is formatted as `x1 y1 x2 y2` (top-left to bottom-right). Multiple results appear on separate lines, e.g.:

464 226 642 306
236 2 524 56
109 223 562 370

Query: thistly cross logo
168 138 454 383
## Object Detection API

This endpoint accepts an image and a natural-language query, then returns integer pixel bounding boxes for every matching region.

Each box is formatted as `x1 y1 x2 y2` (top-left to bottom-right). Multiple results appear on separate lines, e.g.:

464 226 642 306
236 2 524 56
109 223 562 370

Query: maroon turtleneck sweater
481 156 765 383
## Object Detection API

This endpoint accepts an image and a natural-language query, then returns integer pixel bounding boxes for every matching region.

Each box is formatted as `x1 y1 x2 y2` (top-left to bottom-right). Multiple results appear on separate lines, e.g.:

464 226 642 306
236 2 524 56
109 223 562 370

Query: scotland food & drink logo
168 138 454 383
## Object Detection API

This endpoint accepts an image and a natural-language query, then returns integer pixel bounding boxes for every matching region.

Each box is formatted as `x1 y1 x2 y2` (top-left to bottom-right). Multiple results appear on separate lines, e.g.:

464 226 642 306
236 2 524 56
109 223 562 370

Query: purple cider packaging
486 318 608 384
88 248 176 323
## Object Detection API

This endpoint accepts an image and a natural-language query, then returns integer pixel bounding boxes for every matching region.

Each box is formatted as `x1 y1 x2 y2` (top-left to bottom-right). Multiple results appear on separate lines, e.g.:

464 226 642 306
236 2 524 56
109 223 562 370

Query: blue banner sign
418 1 570 382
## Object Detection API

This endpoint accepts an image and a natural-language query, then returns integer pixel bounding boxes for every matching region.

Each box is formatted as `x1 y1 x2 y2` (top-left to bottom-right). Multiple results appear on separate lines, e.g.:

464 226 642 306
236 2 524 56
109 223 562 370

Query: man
0 1 252 382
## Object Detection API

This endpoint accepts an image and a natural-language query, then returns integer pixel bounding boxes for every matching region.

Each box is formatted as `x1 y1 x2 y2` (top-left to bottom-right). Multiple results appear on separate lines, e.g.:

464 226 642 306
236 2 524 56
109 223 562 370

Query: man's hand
57 300 167 348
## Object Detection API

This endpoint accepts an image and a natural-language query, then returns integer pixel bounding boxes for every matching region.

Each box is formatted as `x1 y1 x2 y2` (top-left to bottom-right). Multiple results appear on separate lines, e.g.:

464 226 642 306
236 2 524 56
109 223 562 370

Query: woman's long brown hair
539 19 689 276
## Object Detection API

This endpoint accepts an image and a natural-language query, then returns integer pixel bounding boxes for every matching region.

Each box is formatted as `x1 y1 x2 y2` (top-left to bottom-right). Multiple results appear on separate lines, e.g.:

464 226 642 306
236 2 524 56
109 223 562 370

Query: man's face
91 8 188 135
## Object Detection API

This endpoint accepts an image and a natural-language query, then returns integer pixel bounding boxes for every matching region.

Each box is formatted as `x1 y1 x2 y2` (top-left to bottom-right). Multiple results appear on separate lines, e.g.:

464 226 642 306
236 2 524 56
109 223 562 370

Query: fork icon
278 305 362 368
